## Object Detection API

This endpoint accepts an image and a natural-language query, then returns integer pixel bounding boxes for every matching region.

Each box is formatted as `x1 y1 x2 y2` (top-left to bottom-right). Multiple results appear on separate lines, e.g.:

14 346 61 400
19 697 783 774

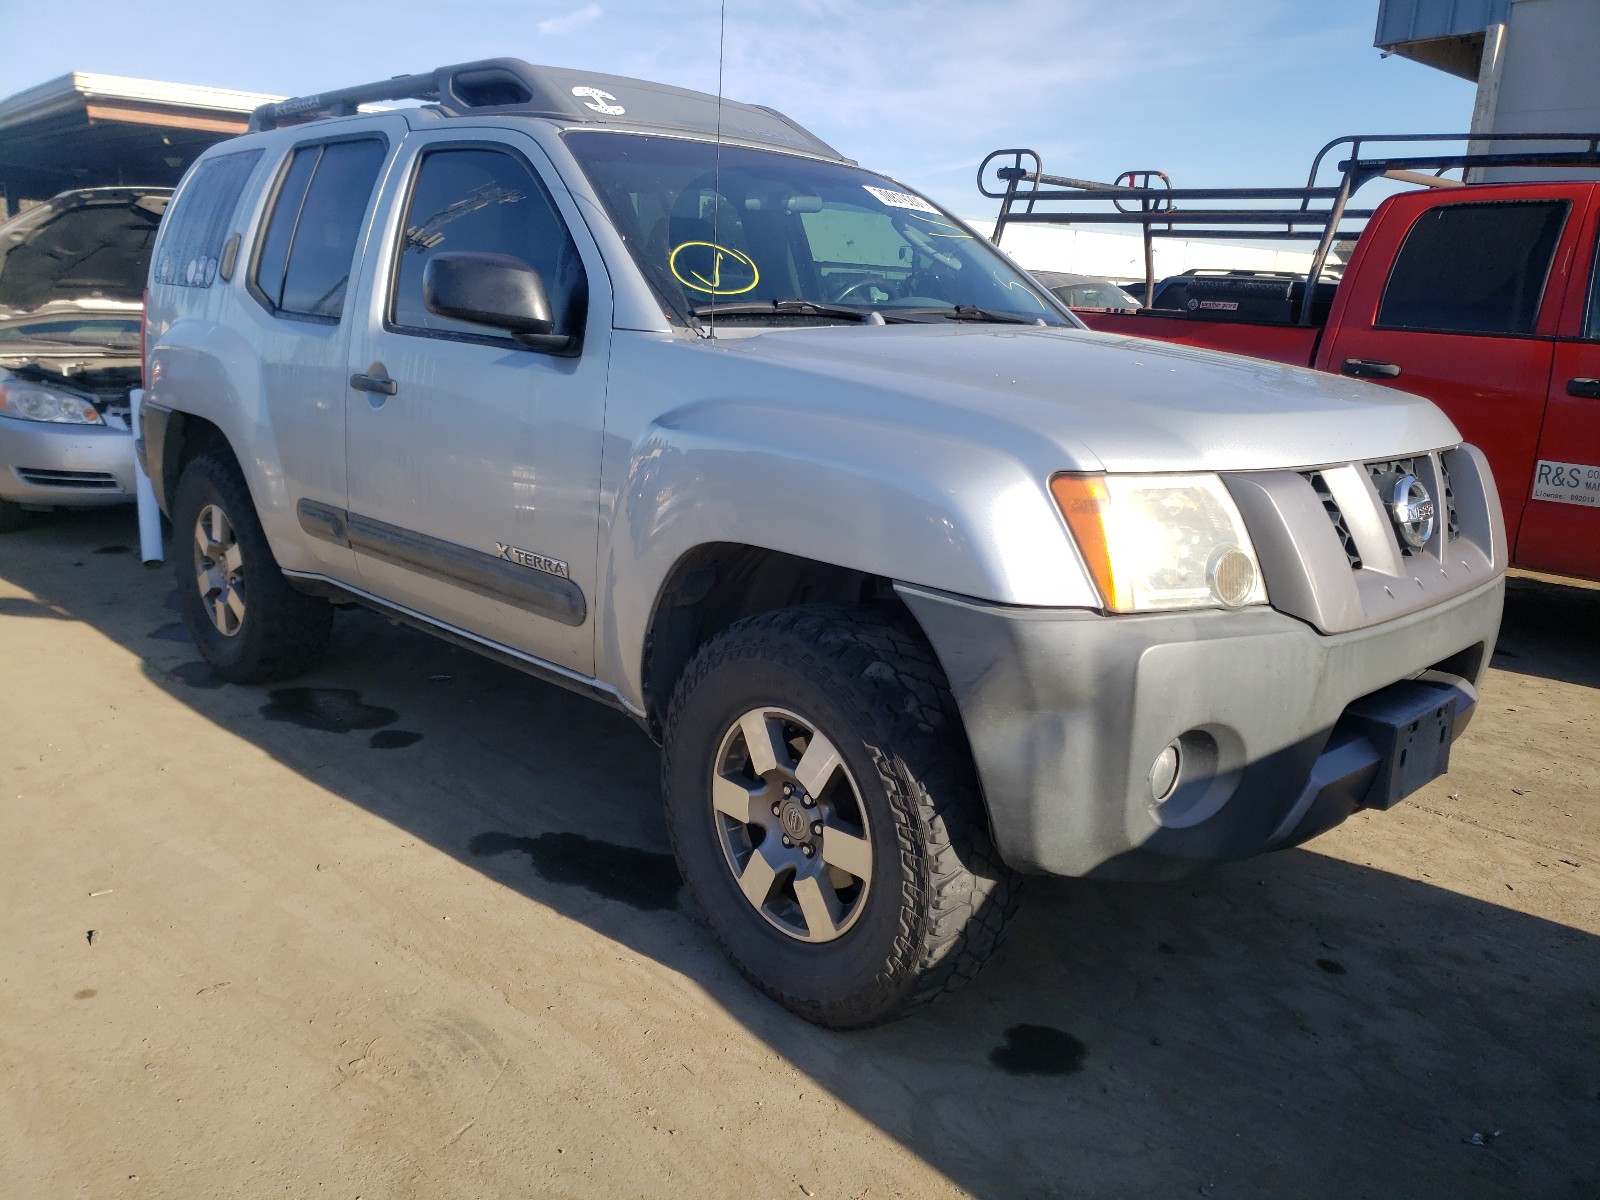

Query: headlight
0 373 104 425
1049 472 1267 612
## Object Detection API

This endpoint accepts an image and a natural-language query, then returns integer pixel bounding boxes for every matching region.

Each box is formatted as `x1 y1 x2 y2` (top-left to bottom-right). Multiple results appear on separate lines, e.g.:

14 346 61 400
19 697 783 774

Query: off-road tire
0 497 29 533
170 450 331 683
662 605 1021 1028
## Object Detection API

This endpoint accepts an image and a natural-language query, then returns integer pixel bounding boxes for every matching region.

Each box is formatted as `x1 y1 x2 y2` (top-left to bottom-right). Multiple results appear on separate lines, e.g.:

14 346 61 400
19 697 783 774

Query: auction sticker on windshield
863 185 940 214
1531 459 1600 507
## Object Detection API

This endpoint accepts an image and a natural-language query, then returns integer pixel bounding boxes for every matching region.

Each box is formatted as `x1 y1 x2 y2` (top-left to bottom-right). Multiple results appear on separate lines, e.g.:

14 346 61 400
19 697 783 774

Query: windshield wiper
884 305 1041 325
690 298 884 324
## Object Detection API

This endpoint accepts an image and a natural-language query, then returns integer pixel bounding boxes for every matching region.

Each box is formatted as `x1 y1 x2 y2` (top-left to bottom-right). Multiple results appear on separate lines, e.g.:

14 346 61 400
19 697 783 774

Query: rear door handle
350 368 397 396
1341 358 1402 380
1566 377 1600 399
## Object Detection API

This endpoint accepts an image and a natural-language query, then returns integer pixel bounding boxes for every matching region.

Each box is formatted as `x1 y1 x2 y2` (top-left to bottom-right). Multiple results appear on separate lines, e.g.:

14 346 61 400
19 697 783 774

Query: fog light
1209 547 1257 608
1150 741 1181 801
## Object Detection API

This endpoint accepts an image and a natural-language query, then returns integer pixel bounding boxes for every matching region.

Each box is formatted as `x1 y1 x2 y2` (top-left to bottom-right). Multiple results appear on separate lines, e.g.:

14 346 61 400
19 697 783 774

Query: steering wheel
830 276 895 304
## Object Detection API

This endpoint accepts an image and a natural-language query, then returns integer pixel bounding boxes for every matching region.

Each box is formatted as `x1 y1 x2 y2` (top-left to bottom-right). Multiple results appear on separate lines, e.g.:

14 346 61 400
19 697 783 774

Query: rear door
1518 190 1600 579
1320 189 1582 552
236 121 399 579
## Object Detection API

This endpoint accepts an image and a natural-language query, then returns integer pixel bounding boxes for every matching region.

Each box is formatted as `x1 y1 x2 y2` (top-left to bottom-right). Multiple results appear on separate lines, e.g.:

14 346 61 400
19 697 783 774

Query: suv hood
708 323 1461 473
0 189 169 317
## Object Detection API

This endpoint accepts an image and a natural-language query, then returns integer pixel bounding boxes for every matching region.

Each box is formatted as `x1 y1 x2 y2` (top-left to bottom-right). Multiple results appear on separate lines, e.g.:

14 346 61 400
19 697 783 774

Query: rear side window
1583 218 1600 340
153 150 261 288
252 138 386 320
1377 200 1567 336
389 146 586 341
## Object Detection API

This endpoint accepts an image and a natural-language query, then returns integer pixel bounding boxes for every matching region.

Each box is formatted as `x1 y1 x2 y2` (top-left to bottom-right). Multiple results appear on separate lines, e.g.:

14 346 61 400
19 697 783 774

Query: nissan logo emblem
1391 474 1435 550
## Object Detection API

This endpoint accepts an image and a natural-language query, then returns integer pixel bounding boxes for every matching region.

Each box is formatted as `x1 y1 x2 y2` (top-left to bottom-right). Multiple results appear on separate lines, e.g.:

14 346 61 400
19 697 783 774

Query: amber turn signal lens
1048 473 1124 610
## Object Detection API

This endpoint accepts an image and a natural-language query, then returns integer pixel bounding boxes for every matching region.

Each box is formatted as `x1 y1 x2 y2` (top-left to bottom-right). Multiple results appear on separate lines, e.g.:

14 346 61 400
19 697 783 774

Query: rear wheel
662 605 1020 1028
170 451 331 683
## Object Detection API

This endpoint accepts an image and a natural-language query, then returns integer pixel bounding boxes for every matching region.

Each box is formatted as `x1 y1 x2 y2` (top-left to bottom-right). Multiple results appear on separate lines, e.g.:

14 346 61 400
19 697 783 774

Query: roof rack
977 132 1600 321
248 57 846 161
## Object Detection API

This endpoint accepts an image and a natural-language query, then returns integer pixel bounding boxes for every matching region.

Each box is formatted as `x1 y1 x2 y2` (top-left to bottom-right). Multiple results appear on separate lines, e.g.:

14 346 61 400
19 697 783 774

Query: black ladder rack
977 132 1600 321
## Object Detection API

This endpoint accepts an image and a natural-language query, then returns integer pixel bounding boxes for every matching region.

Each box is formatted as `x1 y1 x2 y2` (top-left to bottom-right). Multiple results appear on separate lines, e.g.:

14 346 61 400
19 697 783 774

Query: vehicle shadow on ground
1493 573 1600 690
5 510 1597 1200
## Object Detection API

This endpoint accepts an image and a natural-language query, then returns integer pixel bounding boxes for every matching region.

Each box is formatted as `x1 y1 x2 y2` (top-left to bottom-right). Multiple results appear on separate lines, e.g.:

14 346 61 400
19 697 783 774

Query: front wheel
662 606 1020 1028
170 450 331 683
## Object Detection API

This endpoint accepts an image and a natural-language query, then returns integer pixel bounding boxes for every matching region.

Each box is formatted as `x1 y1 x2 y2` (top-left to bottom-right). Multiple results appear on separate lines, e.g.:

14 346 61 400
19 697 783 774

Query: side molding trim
294 499 587 627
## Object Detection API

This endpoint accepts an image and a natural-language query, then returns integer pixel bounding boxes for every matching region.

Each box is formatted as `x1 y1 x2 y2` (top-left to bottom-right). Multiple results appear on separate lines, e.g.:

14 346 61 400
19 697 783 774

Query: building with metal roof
0 73 281 213
1376 0 1600 179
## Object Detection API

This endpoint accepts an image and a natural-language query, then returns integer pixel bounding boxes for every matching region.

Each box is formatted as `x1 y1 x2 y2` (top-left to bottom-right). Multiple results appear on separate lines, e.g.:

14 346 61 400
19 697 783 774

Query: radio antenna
708 0 726 337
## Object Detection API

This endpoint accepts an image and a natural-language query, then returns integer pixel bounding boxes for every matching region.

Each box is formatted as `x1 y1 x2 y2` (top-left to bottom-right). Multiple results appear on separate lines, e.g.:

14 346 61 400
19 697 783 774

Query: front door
1519 200 1600 580
1322 193 1577 553
342 132 609 675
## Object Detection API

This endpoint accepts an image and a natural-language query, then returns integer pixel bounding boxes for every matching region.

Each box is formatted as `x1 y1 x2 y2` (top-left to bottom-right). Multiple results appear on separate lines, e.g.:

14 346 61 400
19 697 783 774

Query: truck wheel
662 605 1020 1028
170 451 331 683
0 497 28 533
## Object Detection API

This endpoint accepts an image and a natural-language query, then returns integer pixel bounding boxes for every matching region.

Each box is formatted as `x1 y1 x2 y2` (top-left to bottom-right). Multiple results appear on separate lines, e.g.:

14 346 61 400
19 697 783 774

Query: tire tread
172 451 331 683
663 604 1021 1028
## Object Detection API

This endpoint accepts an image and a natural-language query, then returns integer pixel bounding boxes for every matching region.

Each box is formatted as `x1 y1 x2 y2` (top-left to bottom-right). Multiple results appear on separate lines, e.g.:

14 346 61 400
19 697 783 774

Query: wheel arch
640 542 911 738
157 410 236 513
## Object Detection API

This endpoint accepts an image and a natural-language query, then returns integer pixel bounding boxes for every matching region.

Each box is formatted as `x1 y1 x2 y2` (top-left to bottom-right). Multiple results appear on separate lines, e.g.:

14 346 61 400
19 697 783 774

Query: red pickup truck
982 135 1600 582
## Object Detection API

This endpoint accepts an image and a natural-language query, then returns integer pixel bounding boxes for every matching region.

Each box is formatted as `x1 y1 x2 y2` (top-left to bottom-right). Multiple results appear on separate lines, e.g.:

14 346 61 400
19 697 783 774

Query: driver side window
390 146 586 342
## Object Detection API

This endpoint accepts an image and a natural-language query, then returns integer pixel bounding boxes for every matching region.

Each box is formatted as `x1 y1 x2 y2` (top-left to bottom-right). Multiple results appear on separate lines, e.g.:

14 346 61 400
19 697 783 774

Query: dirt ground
1 508 1596 1200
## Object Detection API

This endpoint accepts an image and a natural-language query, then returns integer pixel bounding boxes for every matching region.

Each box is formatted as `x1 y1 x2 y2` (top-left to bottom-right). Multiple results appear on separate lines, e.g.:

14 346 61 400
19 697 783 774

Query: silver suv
140 59 1505 1027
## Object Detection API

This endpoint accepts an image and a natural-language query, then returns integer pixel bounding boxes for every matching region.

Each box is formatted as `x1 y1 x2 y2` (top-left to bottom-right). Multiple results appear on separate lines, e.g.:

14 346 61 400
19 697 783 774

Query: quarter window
252 139 386 320
390 147 586 341
153 150 261 288
1377 199 1567 336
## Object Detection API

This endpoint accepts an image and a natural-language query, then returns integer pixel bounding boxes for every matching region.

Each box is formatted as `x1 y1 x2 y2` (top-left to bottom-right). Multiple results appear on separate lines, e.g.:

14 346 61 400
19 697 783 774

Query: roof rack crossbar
995 184 1349 204
242 58 849 161
249 68 445 131
998 210 1375 227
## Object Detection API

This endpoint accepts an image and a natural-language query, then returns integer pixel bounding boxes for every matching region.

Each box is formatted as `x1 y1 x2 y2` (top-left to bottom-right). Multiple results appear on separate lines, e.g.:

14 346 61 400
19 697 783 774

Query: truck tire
170 450 332 683
0 497 28 533
662 605 1020 1028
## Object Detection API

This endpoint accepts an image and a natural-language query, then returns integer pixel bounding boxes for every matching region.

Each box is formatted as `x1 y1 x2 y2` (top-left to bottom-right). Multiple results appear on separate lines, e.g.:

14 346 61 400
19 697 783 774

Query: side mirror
422 251 577 355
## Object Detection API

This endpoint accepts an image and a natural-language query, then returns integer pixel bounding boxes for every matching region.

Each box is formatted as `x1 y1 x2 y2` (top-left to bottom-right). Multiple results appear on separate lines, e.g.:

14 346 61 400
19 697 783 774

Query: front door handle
1341 358 1402 380
350 367 398 396
1567 377 1600 399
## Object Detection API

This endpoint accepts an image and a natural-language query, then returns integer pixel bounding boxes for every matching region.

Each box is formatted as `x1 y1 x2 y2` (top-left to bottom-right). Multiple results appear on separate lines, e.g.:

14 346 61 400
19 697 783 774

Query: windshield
0 316 141 349
1051 281 1142 309
565 132 1071 326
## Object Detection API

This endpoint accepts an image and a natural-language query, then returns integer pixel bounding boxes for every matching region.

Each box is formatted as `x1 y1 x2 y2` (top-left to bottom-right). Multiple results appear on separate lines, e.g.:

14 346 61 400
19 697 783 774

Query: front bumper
0 414 135 508
899 576 1504 880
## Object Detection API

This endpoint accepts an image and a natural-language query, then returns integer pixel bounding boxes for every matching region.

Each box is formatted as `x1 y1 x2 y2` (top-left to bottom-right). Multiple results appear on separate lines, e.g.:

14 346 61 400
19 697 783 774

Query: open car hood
0 188 170 317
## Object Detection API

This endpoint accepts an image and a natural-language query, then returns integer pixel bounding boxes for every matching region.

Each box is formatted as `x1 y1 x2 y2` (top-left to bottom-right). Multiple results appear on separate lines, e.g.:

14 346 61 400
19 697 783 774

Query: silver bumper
0 414 136 508
899 576 1505 880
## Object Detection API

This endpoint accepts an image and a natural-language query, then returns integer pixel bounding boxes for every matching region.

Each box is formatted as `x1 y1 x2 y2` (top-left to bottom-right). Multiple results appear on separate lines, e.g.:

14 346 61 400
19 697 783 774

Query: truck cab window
1377 200 1567 336
390 147 586 342
1584 220 1600 340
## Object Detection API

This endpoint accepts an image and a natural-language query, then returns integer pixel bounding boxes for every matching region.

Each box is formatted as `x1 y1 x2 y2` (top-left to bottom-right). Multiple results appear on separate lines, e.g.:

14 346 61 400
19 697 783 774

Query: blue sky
0 0 1475 214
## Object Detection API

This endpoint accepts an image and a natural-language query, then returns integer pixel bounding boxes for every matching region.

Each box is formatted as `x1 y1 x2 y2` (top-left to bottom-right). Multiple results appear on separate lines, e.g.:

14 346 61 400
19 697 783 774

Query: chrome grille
1302 470 1362 570
1438 454 1461 541
1365 458 1422 557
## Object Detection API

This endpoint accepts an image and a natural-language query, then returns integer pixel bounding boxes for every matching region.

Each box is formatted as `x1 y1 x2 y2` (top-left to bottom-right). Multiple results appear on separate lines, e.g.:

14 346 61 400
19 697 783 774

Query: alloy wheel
710 706 874 943
193 503 246 637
